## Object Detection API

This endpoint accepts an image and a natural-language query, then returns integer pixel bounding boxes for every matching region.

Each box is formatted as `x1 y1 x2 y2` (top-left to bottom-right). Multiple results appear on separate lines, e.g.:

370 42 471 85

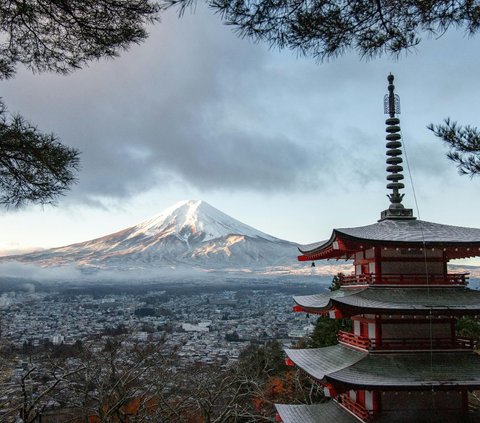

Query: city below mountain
1 200 345 278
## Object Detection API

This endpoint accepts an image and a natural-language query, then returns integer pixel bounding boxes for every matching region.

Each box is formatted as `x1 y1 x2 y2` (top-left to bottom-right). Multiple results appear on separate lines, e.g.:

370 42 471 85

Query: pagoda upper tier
299 218 480 261
298 218 480 288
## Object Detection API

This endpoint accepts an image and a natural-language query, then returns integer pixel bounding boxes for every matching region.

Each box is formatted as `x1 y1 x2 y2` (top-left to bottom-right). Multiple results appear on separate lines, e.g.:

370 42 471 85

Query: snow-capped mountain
4 200 301 273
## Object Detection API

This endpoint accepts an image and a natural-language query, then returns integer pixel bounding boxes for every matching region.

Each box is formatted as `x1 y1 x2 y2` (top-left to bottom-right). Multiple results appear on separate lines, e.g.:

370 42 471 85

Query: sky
1 6 480 264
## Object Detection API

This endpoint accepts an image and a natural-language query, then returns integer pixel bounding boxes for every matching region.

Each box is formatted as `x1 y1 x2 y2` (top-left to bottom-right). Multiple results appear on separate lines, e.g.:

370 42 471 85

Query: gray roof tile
275 402 480 423
293 289 363 310
294 287 480 313
299 219 480 254
337 219 480 243
285 345 367 381
335 287 480 312
275 402 358 423
329 352 480 388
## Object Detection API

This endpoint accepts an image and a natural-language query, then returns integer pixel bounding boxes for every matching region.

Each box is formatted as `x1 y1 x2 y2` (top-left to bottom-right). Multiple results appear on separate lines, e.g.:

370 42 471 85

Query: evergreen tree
308 316 351 348
165 0 480 60
457 316 480 341
329 272 343 292
308 272 351 347
0 1 159 80
0 0 159 206
428 119 480 177
0 101 79 207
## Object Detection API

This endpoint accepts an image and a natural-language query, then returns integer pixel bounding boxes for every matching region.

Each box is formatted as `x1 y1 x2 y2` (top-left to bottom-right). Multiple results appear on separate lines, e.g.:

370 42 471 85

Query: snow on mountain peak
3 199 299 273
128 200 279 242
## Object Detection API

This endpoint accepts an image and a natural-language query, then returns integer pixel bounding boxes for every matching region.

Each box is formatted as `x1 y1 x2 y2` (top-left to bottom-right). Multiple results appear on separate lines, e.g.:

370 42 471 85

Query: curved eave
327 352 480 390
275 402 358 423
285 345 367 382
331 287 480 315
298 233 357 261
297 234 336 261
294 288 480 315
293 289 365 313
297 246 338 261
298 237 333 255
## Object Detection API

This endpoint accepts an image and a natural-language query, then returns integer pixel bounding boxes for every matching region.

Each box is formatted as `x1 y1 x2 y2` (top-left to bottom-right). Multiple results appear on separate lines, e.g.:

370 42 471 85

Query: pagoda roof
293 288 364 310
287 346 480 389
328 351 480 389
284 345 367 381
276 403 480 423
275 402 358 423
299 219 480 260
294 287 480 315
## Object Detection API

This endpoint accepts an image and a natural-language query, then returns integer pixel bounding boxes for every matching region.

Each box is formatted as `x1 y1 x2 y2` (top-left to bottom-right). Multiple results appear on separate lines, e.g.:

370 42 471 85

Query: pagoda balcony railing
337 330 371 350
370 337 476 350
339 273 469 287
337 333 476 351
338 394 371 421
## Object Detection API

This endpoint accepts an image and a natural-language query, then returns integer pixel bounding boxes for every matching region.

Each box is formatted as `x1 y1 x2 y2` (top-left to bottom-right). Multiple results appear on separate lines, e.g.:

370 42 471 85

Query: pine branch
0 0 160 79
0 99 80 207
160 0 477 60
428 118 480 177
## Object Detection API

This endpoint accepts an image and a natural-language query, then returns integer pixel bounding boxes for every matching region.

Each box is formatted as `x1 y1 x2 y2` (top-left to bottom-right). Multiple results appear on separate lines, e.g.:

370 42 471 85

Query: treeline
3 317 480 422
0 335 324 423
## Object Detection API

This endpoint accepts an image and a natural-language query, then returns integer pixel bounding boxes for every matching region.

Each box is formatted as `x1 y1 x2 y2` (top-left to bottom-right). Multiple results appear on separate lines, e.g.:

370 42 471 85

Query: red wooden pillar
375 315 382 349
443 250 448 278
357 390 365 407
374 246 382 282
450 317 456 347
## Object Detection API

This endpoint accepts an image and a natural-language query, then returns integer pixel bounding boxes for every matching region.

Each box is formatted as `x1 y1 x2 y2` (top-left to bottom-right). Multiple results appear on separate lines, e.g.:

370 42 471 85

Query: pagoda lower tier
275 402 358 423
285 345 480 390
279 286 480 422
280 345 480 422
275 399 480 423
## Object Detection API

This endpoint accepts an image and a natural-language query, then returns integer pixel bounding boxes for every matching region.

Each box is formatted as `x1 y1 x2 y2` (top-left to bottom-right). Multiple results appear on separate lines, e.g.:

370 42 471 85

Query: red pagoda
275 75 480 423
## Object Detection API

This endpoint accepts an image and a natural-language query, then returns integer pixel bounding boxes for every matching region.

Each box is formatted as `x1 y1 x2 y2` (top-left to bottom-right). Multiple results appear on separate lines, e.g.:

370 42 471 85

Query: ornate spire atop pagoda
380 74 415 221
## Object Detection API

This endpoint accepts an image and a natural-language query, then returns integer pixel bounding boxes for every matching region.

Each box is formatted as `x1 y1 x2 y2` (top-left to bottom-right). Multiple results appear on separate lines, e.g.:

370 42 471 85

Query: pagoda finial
380 74 415 221
385 73 400 117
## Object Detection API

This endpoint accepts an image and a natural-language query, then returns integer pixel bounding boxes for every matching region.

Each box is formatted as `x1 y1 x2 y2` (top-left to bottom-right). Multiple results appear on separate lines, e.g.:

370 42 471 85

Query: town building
276 75 480 422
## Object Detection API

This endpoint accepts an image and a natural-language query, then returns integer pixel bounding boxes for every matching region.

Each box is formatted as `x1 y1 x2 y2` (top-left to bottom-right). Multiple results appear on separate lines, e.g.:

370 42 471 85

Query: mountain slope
5 200 300 271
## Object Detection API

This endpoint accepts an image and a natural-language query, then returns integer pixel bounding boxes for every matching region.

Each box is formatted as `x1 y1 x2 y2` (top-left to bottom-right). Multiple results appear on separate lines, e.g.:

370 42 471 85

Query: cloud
0 262 85 281
3 7 480 210
1 6 325 205
0 261 279 283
